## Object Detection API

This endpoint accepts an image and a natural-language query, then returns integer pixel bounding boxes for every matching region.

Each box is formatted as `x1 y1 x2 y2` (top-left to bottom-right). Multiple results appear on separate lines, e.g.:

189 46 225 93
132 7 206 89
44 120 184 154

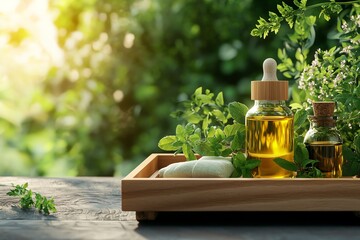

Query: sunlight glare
123 32 135 49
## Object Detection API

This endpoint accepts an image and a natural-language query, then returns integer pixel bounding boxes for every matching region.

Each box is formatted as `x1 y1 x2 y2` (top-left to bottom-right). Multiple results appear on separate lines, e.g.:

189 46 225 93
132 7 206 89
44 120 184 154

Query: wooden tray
121 154 360 220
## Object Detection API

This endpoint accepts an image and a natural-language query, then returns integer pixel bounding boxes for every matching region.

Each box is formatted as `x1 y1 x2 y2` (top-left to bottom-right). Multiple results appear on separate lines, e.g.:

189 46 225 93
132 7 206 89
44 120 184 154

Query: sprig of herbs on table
158 87 321 178
7 182 57 215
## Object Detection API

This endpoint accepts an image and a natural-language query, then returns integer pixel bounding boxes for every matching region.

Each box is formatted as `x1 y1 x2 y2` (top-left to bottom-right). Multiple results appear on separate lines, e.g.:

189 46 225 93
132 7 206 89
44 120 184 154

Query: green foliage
252 0 360 176
158 88 258 177
231 153 261 178
251 0 352 39
159 89 323 178
5 0 358 177
158 88 244 157
7 183 57 215
1 0 290 176
228 102 248 124
274 143 323 178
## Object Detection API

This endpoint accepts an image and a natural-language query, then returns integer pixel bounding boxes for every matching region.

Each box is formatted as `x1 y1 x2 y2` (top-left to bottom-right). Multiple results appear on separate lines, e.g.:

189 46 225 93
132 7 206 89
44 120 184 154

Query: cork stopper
312 101 335 117
309 101 336 127
251 58 288 100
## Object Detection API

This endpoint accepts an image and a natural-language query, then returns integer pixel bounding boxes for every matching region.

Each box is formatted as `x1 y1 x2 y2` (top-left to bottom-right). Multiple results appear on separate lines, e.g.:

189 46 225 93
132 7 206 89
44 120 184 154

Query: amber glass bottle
246 58 294 178
304 102 343 177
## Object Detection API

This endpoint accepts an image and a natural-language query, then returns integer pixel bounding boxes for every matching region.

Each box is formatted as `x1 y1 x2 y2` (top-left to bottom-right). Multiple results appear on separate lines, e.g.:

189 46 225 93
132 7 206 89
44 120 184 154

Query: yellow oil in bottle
305 141 343 178
246 116 294 178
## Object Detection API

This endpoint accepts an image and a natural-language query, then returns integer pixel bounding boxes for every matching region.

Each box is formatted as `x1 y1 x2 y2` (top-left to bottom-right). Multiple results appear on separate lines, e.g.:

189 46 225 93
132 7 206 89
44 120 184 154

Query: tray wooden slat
122 154 360 212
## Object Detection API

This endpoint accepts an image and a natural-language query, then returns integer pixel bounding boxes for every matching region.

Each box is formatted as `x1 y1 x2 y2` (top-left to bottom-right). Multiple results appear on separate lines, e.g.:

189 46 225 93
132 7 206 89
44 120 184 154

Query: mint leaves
232 153 261 178
273 107 323 178
7 182 57 215
274 143 323 178
158 87 258 176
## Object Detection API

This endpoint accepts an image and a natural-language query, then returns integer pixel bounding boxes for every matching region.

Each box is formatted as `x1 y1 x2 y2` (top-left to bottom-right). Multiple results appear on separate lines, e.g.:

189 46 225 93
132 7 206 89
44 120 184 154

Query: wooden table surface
1 177 360 240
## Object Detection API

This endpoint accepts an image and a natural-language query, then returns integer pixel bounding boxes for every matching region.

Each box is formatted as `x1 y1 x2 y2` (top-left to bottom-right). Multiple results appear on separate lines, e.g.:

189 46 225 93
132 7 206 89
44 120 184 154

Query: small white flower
341 21 349 32
340 45 352 54
340 60 346 68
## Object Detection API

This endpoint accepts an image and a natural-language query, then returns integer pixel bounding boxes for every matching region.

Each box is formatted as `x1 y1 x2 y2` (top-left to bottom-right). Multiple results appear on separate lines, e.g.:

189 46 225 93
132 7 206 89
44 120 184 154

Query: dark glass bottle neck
309 116 336 128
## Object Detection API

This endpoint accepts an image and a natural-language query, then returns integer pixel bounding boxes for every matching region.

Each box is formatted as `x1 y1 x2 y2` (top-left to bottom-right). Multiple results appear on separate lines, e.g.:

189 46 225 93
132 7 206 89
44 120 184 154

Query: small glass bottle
304 101 343 178
246 58 294 178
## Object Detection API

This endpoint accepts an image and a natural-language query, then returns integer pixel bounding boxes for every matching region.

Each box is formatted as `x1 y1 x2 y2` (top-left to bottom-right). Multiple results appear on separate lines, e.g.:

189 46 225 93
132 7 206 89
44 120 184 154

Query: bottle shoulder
246 104 293 117
304 127 343 144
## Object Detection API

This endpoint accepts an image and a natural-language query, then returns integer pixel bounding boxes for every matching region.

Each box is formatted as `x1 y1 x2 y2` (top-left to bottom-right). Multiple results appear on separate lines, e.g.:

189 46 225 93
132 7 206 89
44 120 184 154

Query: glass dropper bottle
245 58 294 178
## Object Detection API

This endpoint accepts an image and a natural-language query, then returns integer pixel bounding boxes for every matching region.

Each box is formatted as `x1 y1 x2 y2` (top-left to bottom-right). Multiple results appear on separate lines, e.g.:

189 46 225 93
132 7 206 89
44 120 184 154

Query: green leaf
290 103 303 110
231 169 242 178
176 124 186 142
274 158 297 171
224 124 236 137
215 128 225 140
194 87 202 96
301 159 318 167
294 0 307 8
224 123 244 137
188 134 200 143
342 146 360 176
228 102 248 124
182 143 196 160
232 152 246 169
291 84 306 103
212 109 227 123
158 136 178 151
20 190 34 209
244 159 261 169
185 123 195 135
185 113 203 124
294 108 307 130
294 143 309 167
242 169 253 178
221 148 233 157
215 92 224 106
207 126 216 137
295 48 304 62
202 115 210 134
231 133 241 151
305 16 316 26
353 135 360 154
234 128 246 150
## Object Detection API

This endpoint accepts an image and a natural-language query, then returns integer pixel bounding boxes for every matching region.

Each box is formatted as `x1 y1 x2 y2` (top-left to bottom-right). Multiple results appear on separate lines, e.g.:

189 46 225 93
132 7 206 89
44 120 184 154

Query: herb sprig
158 87 261 177
274 143 323 178
7 182 57 215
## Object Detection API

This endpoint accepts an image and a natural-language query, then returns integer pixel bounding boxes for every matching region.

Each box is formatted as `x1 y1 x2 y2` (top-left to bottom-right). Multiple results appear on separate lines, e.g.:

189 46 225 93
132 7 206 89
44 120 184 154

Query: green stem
292 0 359 15
305 1 358 10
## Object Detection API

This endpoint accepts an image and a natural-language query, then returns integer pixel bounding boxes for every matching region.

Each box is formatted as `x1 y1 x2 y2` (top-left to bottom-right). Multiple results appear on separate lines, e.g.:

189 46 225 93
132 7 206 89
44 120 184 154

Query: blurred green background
0 0 332 176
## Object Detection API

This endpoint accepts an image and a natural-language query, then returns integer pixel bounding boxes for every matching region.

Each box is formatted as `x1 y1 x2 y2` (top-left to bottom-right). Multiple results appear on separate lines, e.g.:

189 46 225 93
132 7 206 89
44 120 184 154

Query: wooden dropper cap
251 58 288 100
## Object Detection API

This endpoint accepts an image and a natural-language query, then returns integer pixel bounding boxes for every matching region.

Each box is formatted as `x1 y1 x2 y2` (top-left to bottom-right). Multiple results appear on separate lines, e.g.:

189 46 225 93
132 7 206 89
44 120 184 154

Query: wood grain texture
0 177 134 221
122 154 360 212
0 220 142 240
1 176 360 240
